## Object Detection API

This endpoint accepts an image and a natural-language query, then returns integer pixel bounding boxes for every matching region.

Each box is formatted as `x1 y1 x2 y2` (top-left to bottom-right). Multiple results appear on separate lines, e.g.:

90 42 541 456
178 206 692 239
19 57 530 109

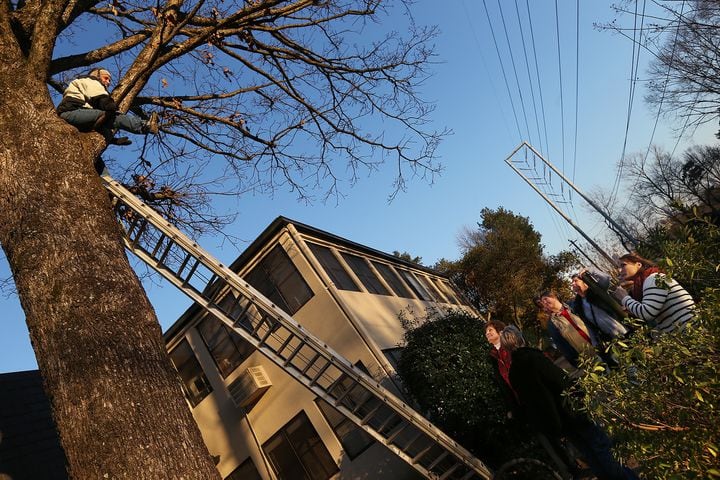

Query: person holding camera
612 253 695 333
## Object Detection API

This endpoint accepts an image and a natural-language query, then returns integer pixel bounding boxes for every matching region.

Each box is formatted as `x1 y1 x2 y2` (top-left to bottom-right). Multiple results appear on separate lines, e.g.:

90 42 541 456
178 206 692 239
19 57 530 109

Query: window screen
397 270 433 301
371 261 412 298
307 243 360 291
169 340 212 407
245 245 313 314
225 457 262 480
197 315 254 378
340 252 389 295
316 399 374 460
263 411 338 480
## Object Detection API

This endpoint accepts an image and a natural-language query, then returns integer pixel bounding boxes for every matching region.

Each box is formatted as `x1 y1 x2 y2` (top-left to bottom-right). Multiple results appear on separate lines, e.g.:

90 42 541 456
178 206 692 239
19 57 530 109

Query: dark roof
164 216 447 341
0 370 68 480
227 216 442 276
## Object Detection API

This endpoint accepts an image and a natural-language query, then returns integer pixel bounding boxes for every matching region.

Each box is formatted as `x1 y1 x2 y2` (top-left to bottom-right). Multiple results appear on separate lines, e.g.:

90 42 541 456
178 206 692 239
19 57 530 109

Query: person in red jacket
57 67 158 145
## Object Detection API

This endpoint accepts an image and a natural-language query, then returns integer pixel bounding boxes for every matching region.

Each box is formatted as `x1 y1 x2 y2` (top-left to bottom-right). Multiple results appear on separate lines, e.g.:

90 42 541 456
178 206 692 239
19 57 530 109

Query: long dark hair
618 253 658 274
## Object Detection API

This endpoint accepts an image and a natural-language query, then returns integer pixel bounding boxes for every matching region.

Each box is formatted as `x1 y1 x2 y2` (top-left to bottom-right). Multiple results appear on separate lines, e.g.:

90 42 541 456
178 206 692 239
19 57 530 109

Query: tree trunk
0 64 220 478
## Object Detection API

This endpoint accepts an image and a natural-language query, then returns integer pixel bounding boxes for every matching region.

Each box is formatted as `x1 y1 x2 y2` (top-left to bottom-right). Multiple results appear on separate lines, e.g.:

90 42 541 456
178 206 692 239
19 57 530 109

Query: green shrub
396 309 545 467
576 220 720 479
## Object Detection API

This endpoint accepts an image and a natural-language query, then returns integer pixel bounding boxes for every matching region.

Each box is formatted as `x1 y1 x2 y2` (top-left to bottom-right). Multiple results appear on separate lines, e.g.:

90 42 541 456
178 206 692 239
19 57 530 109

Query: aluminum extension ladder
101 174 493 480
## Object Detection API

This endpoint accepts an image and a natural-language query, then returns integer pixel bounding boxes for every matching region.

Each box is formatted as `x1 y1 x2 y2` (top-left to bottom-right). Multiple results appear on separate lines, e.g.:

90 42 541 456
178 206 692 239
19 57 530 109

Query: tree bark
0 63 220 479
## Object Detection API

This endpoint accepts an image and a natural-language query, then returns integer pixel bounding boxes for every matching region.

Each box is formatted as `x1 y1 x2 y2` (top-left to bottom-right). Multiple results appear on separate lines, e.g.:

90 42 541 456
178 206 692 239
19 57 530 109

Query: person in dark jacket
500 326 639 480
571 270 630 367
485 320 520 419
57 67 159 145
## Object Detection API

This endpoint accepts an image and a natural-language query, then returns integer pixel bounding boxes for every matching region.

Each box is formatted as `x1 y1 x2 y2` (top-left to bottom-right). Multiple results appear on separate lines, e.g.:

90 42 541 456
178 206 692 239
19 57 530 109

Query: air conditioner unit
228 366 272 409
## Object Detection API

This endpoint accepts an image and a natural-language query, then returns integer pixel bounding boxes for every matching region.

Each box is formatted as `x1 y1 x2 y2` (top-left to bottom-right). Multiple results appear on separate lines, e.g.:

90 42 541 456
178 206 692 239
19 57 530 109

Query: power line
572 0 580 185
513 0 544 155
554 0 567 175
496 0 532 142
481 0 524 141
525 0 551 160
609 0 648 213
643 0 686 164
461 0 516 141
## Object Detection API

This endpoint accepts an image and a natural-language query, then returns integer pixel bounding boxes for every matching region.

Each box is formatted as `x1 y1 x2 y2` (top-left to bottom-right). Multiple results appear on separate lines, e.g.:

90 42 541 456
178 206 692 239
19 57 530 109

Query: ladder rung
309 359 331 386
458 469 478 480
427 451 450 471
438 462 463 480
257 320 276 346
385 421 411 443
412 442 435 462
301 352 322 375
376 409 400 433
151 233 168 257
182 258 201 284
333 381 360 405
177 252 195 278
157 239 175 265
359 400 384 424
276 334 298 359
283 340 305 366
351 392 376 415
130 219 148 248
400 429 425 451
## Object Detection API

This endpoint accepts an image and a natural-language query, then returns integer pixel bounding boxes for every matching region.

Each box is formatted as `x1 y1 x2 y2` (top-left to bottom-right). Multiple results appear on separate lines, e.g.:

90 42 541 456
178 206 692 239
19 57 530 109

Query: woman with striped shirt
611 253 695 333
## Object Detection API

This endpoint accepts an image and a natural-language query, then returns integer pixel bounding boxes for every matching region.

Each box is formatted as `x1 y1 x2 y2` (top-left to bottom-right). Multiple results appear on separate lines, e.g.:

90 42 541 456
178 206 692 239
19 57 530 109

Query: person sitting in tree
57 67 159 145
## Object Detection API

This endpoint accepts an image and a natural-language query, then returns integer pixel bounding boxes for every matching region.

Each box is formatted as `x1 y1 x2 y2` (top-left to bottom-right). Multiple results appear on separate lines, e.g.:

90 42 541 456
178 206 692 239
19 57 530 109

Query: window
245 245 313 315
263 411 338 480
340 253 389 295
169 340 212 407
225 457 262 480
307 243 360 291
382 347 404 371
316 399 374 460
417 275 445 302
435 279 461 305
197 315 254 378
371 261 412 298
397 270 433 301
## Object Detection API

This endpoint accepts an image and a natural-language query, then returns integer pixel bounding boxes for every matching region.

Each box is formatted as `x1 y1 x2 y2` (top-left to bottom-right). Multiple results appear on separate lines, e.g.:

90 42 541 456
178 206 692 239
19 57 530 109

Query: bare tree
604 1 720 131
597 145 720 240
0 0 442 477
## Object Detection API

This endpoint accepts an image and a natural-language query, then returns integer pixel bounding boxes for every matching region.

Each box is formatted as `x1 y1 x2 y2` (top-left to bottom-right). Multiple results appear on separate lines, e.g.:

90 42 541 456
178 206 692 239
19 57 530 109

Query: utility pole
505 155 617 265
511 142 639 248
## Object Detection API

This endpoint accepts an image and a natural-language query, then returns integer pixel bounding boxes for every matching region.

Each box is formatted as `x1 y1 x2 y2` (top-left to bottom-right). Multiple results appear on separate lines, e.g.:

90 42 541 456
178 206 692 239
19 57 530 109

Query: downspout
240 406 277 480
285 224 405 395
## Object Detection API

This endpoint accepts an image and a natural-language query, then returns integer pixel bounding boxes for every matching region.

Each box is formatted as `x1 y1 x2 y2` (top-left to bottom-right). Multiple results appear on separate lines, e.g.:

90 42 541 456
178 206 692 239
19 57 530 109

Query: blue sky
1 1 715 373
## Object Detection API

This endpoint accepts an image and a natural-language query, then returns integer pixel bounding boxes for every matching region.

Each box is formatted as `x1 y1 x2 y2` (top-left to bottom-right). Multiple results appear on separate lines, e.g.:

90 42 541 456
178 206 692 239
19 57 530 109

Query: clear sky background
1 1 715 373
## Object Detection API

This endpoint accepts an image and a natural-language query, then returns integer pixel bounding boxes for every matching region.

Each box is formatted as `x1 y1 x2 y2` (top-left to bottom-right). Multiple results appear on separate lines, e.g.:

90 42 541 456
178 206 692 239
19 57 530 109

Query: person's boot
143 111 159 134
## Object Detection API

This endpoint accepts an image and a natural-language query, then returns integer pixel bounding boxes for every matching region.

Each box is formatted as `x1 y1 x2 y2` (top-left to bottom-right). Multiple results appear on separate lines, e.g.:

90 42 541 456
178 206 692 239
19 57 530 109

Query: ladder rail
101 175 492 480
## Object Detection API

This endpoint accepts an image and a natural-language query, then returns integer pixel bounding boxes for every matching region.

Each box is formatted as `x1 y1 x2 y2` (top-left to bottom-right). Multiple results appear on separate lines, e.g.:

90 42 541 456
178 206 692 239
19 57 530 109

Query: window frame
224 457 263 480
370 261 413 298
340 252 390 295
245 244 314 315
196 313 254 379
307 242 361 292
396 269 433 301
315 398 375 460
168 339 212 407
263 411 339 480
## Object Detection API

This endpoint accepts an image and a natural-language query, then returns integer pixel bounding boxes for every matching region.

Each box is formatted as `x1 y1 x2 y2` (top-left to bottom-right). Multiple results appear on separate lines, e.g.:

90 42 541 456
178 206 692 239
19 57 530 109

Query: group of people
485 253 696 479
539 253 695 370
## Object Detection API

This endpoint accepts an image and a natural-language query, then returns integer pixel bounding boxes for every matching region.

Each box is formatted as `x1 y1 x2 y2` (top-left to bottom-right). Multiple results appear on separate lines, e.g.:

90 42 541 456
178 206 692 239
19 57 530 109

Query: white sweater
622 273 695 332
